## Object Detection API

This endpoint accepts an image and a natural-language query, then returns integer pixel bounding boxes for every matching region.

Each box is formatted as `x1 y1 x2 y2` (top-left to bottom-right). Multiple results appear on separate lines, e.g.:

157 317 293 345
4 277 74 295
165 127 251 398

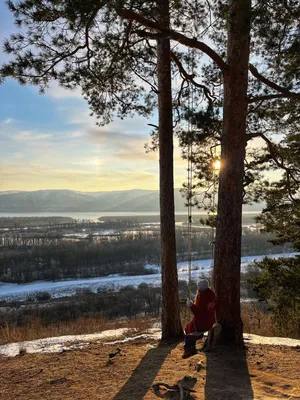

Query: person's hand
186 299 193 308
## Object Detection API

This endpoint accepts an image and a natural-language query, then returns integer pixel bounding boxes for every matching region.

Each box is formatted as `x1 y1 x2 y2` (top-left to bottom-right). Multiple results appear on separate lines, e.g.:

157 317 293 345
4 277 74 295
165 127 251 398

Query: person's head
197 279 209 292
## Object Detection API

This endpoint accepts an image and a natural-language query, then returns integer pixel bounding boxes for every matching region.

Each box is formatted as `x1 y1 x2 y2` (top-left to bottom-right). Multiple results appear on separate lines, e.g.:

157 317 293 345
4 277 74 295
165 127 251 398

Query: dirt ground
0 338 299 400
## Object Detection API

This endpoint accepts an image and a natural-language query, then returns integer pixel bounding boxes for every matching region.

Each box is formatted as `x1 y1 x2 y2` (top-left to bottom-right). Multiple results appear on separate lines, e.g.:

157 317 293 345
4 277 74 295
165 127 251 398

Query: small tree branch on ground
153 382 196 399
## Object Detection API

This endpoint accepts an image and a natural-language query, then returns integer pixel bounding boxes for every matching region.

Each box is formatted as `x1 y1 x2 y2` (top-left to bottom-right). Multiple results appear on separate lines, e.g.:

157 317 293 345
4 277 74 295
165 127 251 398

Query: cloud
87 127 146 144
84 124 156 164
115 149 158 161
0 95 187 191
12 130 53 142
46 82 83 99
65 104 153 133
70 158 104 168
2 118 13 125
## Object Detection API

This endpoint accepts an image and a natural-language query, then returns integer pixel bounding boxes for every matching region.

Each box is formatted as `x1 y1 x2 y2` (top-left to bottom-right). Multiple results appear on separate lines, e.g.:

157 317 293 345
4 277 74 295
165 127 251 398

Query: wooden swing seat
186 323 218 337
186 330 207 337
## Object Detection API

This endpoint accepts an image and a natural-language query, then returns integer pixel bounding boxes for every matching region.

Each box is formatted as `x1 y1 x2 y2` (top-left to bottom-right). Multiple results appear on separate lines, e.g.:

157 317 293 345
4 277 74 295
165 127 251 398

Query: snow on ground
104 328 162 345
0 328 129 358
63 229 117 238
1 328 299 358
244 333 300 347
0 252 298 301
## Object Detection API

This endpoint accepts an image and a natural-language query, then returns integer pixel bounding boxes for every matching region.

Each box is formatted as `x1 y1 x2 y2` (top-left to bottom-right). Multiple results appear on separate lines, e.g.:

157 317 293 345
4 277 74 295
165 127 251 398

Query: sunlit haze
0 3 190 192
0 4 279 193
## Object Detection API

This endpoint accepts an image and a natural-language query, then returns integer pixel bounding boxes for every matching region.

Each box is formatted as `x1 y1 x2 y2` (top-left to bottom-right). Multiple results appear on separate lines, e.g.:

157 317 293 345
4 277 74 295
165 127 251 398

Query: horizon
0 188 264 214
0 188 183 193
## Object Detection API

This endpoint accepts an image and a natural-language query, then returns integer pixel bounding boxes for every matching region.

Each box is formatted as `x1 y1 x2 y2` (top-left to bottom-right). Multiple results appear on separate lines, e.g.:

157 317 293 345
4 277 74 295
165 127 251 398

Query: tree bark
157 0 183 339
213 0 251 346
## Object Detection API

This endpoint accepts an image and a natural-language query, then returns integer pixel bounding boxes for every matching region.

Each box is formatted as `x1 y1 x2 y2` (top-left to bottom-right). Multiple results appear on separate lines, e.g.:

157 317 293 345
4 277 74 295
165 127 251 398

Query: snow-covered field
0 252 298 301
1 327 300 358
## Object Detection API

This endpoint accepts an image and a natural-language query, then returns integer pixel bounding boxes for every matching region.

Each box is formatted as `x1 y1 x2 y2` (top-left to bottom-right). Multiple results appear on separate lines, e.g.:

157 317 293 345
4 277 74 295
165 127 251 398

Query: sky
0 3 281 194
0 2 187 192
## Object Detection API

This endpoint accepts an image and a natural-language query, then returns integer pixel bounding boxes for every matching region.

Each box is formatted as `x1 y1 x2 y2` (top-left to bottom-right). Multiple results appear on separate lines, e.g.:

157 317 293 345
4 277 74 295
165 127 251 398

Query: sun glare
213 160 221 170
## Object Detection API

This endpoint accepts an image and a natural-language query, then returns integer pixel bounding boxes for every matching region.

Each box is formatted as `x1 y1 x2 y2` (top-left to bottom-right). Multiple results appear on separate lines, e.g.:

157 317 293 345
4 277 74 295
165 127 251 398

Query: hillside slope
0 332 299 400
0 189 264 213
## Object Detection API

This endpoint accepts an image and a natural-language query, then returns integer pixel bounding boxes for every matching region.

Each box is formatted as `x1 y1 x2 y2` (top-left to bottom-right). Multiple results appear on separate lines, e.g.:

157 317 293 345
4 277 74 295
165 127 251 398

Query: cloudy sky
0 3 187 192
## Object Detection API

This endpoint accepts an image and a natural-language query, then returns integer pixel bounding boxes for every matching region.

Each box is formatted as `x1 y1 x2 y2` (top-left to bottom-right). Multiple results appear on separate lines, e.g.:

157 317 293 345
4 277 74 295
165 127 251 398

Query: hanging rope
187 125 193 298
187 47 195 298
211 146 217 267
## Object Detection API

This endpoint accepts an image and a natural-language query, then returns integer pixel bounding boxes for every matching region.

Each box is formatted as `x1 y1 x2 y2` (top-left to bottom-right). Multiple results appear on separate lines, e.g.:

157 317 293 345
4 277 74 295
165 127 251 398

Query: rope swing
187 47 195 299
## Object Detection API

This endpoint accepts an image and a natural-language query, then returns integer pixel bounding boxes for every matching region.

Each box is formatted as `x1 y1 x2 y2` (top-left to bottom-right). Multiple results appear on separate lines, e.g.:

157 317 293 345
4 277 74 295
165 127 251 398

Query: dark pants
184 333 204 349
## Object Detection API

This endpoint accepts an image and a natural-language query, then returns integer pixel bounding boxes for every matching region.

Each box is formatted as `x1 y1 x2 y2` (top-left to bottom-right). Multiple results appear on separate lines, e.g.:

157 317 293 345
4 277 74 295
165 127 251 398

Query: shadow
204 347 254 400
153 376 197 399
112 340 179 400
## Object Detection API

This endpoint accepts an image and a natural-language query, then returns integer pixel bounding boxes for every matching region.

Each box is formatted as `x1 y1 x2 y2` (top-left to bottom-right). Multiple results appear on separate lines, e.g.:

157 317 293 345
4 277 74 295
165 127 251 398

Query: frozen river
0 252 298 301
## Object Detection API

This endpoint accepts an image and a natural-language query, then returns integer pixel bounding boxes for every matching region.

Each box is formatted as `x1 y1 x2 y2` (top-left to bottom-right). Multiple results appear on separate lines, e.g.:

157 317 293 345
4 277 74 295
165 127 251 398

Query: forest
0 224 290 283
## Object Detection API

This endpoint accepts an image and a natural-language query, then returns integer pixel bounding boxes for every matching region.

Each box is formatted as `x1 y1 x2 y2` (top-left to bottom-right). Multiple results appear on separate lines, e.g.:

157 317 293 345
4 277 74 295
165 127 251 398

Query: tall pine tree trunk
157 0 183 340
213 0 251 346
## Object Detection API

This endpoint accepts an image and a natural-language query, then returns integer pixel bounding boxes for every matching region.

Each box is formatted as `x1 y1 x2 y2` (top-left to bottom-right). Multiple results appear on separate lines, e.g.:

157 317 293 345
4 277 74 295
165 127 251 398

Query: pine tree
251 133 300 336
156 0 183 339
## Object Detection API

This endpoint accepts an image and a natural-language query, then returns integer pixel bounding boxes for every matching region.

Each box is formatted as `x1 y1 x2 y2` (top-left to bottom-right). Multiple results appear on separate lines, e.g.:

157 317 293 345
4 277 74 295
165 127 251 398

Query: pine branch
117 9 228 71
170 51 216 105
249 64 291 94
248 92 300 103
248 64 300 103
252 132 299 201
130 66 158 94
8 43 88 80
248 63 300 102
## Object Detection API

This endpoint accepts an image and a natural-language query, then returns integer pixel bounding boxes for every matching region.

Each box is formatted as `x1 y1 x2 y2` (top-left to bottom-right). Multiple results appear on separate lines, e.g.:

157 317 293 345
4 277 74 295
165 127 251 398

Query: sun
213 160 221 170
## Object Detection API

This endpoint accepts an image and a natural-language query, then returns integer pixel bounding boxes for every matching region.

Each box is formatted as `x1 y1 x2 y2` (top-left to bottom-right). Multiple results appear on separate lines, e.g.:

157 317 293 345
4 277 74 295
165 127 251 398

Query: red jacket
185 287 216 334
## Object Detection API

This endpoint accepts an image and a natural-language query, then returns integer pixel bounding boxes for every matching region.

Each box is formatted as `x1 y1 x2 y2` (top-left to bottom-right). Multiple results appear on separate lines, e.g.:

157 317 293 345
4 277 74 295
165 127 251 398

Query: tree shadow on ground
112 340 179 400
204 346 254 400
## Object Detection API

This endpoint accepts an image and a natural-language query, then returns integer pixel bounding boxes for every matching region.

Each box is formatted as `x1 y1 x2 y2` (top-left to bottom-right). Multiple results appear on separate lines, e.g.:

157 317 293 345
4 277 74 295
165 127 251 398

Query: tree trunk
213 0 251 346
157 0 183 340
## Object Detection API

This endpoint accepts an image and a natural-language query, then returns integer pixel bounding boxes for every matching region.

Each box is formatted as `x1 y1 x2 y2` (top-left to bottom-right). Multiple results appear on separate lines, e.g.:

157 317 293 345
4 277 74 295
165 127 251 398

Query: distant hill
0 189 263 213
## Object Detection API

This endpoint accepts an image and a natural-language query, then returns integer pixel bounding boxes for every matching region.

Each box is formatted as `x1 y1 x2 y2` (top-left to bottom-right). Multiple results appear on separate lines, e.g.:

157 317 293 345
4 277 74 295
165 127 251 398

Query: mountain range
0 189 263 213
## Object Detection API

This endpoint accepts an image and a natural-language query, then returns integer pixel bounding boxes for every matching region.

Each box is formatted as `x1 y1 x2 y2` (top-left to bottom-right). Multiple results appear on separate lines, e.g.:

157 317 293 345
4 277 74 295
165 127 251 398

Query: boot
190 345 197 355
182 347 192 359
182 346 197 359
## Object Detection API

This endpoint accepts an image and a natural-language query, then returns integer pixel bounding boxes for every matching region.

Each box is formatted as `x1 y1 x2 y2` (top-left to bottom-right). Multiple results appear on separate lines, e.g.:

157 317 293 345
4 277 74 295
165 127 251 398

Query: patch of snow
63 233 89 239
144 263 160 272
240 298 256 303
239 253 300 271
104 329 162 345
0 328 129 358
244 333 300 347
93 230 116 236
1 327 299 358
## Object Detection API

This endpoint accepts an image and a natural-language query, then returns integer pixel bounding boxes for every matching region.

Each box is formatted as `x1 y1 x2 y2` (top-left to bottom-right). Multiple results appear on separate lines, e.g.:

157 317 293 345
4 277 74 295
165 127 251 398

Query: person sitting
182 279 216 358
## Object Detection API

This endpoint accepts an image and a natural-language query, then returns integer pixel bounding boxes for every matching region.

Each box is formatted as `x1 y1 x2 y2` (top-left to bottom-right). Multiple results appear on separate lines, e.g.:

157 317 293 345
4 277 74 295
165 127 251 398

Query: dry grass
0 317 108 344
242 302 276 337
0 301 292 346
0 316 158 345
